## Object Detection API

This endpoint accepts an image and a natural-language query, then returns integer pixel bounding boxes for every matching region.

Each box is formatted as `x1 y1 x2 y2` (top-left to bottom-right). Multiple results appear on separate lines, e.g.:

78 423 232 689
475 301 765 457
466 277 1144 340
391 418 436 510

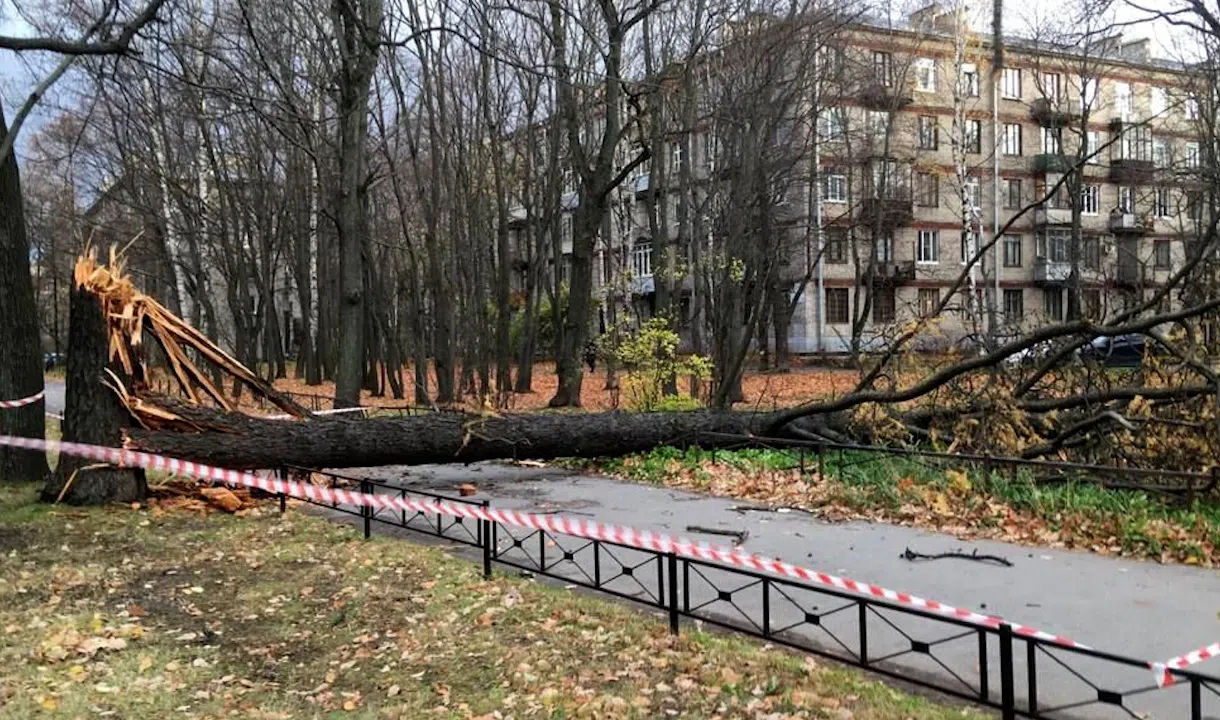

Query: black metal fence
278 465 1220 720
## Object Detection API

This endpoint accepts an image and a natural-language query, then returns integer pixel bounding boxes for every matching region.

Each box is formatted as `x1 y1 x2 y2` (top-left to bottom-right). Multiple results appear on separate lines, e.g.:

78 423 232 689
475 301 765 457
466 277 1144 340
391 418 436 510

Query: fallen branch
686 525 749 544
900 547 1013 567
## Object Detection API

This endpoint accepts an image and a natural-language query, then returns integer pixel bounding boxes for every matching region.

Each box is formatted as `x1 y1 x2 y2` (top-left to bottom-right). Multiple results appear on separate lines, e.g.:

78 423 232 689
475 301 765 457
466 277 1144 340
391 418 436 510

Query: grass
0 483 983 719
569 446 1220 566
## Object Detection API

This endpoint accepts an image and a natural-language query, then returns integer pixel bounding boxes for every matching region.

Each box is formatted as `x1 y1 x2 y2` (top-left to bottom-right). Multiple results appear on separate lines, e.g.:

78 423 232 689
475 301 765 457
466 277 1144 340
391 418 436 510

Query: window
1186 94 1199 119
1120 125 1150 163
1154 239 1171 269
868 110 890 135
1001 68 1021 99
918 116 938 150
964 177 981 210
1003 123 1022 156
918 288 941 318
873 51 892 87
1153 137 1169 168
822 172 847 202
1115 81 1132 120
1083 289 1101 319
1083 236 1100 270
965 119 981 153
631 240 653 278
1041 72 1061 100
961 231 981 263
1004 289 1024 322
670 142 683 170
875 233 894 263
1152 87 1167 116
1042 127 1061 154
1186 142 1200 168
917 230 939 263
1044 289 1064 321
1118 186 1134 213
1004 234 1022 267
1004 178 1022 209
561 214 573 244
870 157 903 197
915 171 939 207
818 107 845 140
961 63 980 97
915 57 936 92
824 229 847 263
1081 76 1098 107
1085 130 1101 163
873 286 896 323
826 288 849 324
1038 228 1070 262
1080 185 1100 215
1154 188 1171 218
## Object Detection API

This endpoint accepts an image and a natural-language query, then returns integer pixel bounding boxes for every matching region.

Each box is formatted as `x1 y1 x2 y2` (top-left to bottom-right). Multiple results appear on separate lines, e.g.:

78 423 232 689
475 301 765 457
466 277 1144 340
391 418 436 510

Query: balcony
859 196 913 229
1033 153 1074 174
1034 257 1071 285
1029 97 1081 127
1115 263 1143 287
1108 212 1148 234
1109 158 1155 185
868 260 916 285
1035 205 1072 226
858 82 912 111
630 274 655 295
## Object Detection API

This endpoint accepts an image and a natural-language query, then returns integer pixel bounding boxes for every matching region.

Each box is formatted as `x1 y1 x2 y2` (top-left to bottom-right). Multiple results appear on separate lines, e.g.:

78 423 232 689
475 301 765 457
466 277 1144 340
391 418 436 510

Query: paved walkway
336 460 1220 719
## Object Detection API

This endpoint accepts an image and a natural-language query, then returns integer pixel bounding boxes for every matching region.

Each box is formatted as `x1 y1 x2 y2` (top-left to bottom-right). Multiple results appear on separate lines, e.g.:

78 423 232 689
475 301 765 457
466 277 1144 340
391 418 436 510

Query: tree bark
44 288 145 503
0 105 48 482
128 405 800 469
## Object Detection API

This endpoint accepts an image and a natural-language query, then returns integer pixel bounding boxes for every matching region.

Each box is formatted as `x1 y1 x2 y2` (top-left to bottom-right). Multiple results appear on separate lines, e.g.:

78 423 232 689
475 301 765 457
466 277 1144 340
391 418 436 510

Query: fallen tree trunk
125 403 829 469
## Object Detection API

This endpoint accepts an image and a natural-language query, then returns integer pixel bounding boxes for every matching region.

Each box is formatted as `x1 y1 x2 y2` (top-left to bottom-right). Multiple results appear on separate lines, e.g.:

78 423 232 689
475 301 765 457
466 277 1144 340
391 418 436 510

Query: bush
616 317 712 412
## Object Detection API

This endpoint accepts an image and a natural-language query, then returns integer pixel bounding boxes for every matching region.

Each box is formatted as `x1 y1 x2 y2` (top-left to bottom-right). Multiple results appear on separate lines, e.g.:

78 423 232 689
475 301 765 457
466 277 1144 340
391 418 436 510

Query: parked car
1077 334 1152 368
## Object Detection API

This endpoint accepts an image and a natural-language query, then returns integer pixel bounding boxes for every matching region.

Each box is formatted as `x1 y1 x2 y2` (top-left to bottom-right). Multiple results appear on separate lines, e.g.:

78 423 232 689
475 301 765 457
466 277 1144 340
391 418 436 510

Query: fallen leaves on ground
604 456 1220 567
0 482 981 719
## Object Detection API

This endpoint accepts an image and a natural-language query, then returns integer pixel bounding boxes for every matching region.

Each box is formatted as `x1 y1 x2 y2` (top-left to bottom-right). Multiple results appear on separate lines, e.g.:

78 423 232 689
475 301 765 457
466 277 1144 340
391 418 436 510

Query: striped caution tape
1152 641 1220 687
263 407 369 420
0 434 1091 650
9 433 1214 686
0 390 44 409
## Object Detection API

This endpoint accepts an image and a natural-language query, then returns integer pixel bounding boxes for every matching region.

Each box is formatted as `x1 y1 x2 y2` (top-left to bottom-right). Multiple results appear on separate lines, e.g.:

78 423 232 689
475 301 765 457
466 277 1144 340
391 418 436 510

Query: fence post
277 467 287 514
481 500 492 580
360 479 371 539
999 624 1016 720
667 553 680 634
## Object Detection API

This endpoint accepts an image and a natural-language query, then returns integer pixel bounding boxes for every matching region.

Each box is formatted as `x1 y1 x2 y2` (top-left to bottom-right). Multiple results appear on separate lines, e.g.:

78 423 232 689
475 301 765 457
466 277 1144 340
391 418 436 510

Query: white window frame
1081 185 1100 215
1186 142 1201 168
1042 127 1061 154
818 107 844 140
1118 186 1134 213
917 230 940 264
964 177 981 210
961 63 979 97
1151 87 1167 116
868 110 890 135
1186 95 1200 119
961 231 981 264
1086 130 1101 163
1041 72 1061 101
1003 234 1022 267
1003 123 1022 156
1154 188 1171 218
1115 81 1133 120
915 57 936 92
1153 137 1169 168
822 173 848 203
1001 68 1021 100
670 142 682 170
1081 76 1098 107
631 240 653 278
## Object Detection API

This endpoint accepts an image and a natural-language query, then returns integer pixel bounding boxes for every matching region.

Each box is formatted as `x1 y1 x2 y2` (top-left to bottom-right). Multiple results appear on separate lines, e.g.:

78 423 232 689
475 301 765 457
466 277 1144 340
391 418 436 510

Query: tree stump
43 287 145 504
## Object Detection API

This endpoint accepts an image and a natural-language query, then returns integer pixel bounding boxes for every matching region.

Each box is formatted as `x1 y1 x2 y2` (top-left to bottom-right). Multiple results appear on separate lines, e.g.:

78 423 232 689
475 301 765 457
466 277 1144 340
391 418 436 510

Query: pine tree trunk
43 287 145 504
0 106 48 483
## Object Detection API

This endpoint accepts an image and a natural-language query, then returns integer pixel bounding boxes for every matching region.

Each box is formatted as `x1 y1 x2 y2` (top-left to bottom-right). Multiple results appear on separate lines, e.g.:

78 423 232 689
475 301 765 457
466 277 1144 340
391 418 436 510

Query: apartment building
511 3 1206 354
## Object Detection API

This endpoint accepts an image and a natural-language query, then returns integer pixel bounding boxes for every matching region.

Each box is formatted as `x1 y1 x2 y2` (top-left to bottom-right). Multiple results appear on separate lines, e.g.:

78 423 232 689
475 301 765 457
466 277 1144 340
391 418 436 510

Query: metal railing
279 464 1220 719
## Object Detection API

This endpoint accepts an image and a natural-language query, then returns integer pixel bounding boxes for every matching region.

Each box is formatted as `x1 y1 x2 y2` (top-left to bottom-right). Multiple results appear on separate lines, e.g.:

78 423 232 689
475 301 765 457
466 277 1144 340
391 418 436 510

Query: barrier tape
3 433 1214 687
0 390 44 409
264 407 369 420
1153 641 1220 687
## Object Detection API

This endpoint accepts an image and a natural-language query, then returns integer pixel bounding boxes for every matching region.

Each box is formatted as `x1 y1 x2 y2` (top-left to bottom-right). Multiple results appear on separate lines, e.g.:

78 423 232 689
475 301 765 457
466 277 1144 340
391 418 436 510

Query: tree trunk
43 288 145 503
0 106 48 482
129 405 804 470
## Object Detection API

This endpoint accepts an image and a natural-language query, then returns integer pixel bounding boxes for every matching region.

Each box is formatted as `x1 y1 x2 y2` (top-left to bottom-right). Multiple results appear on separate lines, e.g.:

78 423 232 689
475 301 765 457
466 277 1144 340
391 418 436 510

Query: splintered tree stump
43 287 146 504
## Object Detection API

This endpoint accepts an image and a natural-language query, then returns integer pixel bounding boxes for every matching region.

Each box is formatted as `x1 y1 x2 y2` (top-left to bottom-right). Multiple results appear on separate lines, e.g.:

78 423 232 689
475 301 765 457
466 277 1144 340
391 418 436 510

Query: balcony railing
1034 205 1072 226
868 260 916 285
1108 212 1148 234
857 82 912 111
630 274 655 295
1032 153 1074 174
1029 97 1081 127
1033 257 1071 284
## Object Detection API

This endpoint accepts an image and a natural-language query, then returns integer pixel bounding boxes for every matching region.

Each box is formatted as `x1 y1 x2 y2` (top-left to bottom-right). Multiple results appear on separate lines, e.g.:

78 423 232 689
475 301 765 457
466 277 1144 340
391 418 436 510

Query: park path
337 460 1220 719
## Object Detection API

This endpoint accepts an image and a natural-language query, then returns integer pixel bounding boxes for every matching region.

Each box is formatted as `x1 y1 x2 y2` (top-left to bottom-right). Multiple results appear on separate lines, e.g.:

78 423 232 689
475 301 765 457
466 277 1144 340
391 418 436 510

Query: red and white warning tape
1153 641 1220 687
0 390 44 409
263 407 369 420
1 432 1214 686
